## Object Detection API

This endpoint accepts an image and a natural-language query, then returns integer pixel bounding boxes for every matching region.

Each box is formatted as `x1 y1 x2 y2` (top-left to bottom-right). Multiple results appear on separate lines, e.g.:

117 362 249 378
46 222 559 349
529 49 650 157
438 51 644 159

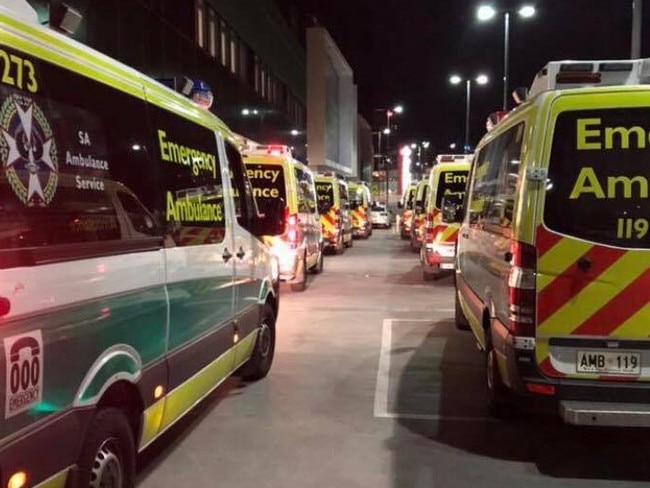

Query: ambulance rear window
315 182 334 214
545 108 650 248
436 170 469 209
245 163 286 210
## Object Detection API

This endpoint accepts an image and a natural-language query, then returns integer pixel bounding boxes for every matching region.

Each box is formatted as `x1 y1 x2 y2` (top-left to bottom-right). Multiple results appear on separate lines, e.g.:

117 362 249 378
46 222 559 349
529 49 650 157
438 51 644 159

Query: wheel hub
90 439 123 488
258 322 271 358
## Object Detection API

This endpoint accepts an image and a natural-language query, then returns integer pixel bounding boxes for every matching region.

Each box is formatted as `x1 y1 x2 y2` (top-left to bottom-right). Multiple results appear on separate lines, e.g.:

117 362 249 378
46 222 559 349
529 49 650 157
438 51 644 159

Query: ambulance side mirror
441 196 463 223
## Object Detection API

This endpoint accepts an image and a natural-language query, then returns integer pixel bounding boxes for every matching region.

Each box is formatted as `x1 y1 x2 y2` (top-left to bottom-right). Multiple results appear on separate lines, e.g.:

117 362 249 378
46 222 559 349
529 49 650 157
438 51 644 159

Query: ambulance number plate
440 263 454 270
576 350 641 375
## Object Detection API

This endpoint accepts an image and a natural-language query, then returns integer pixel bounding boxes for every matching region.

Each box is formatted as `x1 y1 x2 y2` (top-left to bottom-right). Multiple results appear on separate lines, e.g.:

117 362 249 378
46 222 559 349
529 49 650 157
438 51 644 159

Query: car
370 202 391 228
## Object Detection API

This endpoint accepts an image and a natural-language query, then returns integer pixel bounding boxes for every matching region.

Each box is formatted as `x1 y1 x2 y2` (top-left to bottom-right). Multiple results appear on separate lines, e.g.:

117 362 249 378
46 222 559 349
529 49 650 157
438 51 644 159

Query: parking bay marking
373 318 490 422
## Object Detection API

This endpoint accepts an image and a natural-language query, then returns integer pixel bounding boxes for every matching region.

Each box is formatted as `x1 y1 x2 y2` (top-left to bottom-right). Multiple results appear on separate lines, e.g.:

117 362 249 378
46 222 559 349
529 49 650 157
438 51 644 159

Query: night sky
281 0 650 155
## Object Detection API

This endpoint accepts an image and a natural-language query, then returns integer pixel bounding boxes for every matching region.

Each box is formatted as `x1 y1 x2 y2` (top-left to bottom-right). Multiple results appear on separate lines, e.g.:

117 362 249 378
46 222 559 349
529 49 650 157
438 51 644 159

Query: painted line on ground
373 318 491 422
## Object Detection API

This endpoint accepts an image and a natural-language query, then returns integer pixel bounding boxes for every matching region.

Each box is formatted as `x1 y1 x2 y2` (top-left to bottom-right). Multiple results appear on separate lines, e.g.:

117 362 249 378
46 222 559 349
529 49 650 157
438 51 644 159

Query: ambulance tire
290 254 307 292
238 303 276 381
76 408 135 488
310 246 324 274
335 233 345 255
454 290 470 330
485 328 511 418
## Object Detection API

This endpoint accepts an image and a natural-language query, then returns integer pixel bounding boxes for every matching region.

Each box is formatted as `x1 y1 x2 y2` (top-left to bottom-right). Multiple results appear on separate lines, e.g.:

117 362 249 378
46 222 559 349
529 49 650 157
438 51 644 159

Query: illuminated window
196 0 205 48
230 34 238 74
220 20 228 67
208 9 216 57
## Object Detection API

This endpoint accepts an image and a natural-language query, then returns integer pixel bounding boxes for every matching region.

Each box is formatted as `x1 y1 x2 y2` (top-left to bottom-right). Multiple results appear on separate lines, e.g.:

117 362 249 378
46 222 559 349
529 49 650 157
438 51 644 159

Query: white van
0 4 284 488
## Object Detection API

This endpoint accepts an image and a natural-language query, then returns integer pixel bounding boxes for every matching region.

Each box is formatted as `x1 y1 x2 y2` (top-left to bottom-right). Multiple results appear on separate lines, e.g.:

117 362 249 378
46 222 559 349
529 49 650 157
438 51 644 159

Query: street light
449 73 489 154
477 4 536 110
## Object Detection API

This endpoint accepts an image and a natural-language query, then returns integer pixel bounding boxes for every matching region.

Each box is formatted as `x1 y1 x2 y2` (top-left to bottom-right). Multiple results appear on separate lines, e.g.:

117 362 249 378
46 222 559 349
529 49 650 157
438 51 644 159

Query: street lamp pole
478 4 535 111
465 79 471 153
450 74 488 154
503 11 509 111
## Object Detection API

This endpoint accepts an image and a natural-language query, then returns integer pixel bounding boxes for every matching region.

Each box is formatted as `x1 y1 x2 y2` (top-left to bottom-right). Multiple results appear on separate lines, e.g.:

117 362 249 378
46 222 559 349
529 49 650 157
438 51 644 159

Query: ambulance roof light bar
436 154 473 163
244 144 292 158
528 58 650 99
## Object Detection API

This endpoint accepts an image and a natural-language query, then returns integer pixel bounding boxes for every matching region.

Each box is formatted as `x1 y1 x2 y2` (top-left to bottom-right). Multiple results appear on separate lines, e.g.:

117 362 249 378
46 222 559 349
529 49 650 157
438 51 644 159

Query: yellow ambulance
315 173 353 254
398 182 417 240
409 179 431 252
456 58 650 425
243 145 324 291
348 181 373 239
420 154 470 279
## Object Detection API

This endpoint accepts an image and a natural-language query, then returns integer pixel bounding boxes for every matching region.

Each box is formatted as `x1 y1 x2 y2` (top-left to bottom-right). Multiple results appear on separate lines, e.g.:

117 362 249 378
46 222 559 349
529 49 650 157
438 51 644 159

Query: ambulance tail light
285 208 300 249
507 240 536 337
424 213 436 243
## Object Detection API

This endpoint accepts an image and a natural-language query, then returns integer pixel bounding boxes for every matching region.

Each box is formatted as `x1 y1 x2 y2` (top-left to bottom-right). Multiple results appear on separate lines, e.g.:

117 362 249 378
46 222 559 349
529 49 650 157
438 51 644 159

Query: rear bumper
560 401 650 427
421 245 455 272
497 324 650 427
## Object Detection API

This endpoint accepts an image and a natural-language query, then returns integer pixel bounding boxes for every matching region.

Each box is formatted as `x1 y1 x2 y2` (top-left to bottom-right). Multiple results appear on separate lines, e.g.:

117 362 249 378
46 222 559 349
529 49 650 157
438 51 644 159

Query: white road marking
373 318 491 422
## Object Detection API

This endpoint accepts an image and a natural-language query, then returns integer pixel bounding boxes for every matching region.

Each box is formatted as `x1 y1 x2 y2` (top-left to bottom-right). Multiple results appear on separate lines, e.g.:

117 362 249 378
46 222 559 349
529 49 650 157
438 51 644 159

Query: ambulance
456 57 650 426
0 3 284 487
348 181 373 239
315 173 353 254
398 182 417 240
409 179 431 252
243 145 324 291
420 154 470 280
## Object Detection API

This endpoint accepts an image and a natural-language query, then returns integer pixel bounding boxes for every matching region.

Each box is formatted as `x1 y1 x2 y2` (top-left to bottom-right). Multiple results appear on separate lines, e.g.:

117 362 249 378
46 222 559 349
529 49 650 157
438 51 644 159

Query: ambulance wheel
454 290 470 330
310 246 324 274
238 303 276 381
335 233 344 255
76 408 135 488
290 254 307 292
485 329 510 418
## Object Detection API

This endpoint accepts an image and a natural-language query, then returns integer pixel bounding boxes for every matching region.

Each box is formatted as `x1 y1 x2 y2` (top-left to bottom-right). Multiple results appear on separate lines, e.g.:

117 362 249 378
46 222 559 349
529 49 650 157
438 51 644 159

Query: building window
208 9 217 58
220 19 228 67
196 0 206 48
229 34 238 75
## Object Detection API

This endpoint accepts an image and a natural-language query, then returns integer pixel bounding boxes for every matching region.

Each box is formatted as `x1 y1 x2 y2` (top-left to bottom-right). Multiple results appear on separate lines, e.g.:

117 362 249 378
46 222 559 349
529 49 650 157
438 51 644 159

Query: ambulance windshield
436 170 468 209
316 182 334 214
245 163 287 211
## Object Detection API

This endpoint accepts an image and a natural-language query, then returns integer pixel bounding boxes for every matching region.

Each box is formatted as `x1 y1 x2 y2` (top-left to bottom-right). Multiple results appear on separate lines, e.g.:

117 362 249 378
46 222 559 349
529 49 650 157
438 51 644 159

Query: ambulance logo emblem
0 94 58 207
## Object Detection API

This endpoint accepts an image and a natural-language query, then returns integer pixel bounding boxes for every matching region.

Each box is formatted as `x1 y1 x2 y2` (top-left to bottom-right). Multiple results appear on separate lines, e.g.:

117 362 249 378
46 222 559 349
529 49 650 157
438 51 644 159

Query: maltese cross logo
0 94 58 207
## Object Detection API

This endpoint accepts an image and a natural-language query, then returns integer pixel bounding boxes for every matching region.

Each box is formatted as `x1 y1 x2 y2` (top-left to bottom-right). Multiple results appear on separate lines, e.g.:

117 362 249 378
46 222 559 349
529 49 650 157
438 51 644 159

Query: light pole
374 104 404 203
477 4 535 111
450 74 489 154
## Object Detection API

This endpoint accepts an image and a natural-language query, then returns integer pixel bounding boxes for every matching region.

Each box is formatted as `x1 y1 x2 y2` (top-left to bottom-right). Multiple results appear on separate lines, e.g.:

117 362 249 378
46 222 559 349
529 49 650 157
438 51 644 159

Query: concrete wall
306 27 357 176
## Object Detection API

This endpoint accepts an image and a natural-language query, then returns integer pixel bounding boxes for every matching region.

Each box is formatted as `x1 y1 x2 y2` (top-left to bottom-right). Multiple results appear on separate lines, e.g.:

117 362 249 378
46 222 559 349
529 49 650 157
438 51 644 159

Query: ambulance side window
468 123 523 231
147 104 225 247
0 47 161 264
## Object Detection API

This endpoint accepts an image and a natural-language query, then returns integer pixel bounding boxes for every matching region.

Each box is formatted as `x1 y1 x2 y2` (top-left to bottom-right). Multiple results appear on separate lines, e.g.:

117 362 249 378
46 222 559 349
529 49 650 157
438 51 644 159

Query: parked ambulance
455 58 650 426
315 173 353 254
0 3 284 487
348 181 373 239
243 145 324 291
420 154 471 280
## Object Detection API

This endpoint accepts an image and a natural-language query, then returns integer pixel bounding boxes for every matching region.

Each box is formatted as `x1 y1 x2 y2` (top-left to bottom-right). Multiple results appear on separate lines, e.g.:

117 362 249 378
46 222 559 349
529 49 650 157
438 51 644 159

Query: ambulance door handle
236 247 246 259
0 296 10 317
461 231 469 238
577 256 592 272
222 248 232 263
